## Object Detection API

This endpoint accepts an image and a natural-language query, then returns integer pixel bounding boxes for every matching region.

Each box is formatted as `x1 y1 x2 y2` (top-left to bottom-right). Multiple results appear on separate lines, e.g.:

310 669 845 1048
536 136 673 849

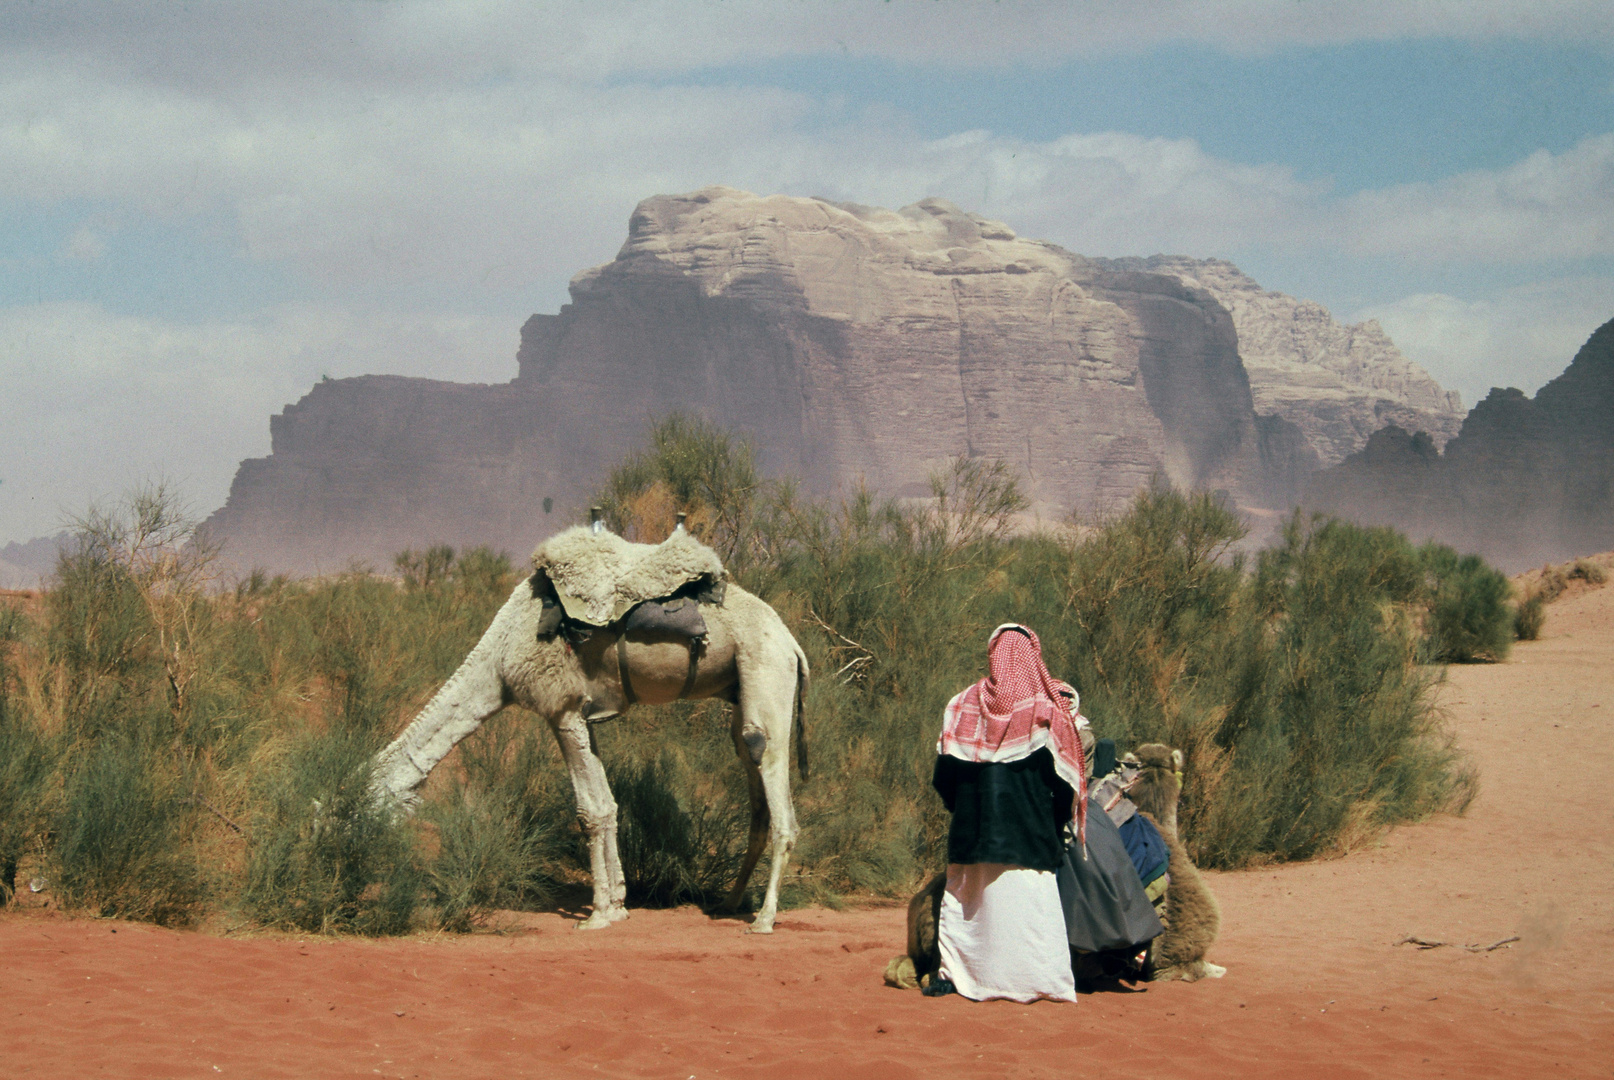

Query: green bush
0 606 50 905
1419 543 1513 662
244 731 420 935
1216 517 1469 863
424 784 545 932
1514 590 1547 641
50 731 207 925
608 747 747 907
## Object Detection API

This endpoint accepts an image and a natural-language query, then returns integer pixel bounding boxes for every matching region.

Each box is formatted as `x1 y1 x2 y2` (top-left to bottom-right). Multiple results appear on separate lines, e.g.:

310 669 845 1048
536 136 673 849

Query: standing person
928 624 1088 1002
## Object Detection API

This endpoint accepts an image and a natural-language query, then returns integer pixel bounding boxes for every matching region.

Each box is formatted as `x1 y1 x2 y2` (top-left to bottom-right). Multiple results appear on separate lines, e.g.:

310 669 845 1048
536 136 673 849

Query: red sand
5 587 1613 1079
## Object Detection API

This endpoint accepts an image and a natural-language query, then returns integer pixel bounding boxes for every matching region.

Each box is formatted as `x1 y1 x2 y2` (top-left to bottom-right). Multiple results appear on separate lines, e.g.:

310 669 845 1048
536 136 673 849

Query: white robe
936 862 1077 1003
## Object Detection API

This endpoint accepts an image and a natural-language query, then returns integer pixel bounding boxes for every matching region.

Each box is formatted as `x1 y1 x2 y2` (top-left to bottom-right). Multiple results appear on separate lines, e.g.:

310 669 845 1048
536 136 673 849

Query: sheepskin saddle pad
530 526 727 640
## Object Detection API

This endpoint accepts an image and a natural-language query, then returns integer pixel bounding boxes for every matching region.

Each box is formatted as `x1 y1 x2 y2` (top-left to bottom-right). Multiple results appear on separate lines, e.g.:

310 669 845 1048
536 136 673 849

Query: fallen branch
188 795 247 838
807 605 876 684
1394 935 1520 953
807 606 870 653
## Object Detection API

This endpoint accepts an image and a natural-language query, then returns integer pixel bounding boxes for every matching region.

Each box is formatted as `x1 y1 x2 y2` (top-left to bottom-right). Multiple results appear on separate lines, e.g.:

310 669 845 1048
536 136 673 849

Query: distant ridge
200 187 1461 575
1306 317 1614 571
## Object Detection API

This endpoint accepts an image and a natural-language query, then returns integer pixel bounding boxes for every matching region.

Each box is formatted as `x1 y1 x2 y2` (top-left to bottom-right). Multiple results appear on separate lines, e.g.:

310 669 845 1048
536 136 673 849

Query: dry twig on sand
1394 935 1520 952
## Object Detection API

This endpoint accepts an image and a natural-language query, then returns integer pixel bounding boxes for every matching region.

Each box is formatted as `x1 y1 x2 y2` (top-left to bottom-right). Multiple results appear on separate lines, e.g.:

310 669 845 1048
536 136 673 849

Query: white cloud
0 302 516 543
8 1 1611 85
1354 276 1614 409
0 64 1326 294
7 52 1609 312
1338 135 1614 263
59 224 106 261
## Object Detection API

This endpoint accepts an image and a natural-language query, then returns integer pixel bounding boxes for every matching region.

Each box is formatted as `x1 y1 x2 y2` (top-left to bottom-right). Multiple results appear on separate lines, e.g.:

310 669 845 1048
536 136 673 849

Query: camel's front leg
551 712 629 929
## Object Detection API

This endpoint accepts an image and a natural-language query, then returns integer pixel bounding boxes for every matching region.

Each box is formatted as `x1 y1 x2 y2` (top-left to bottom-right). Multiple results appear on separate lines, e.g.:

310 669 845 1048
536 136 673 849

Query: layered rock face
205 188 1341 572
518 188 1312 512
203 376 588 573
1106 257 1465 465
1306 317 1614 571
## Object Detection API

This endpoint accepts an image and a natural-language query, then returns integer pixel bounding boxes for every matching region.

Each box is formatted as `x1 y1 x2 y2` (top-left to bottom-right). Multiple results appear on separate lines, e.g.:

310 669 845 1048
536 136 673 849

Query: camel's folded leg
551 711 629 928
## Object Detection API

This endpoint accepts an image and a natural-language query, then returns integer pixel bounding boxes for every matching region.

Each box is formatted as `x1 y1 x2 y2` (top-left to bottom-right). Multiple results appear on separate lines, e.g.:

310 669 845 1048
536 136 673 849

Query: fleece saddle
529 525 728 707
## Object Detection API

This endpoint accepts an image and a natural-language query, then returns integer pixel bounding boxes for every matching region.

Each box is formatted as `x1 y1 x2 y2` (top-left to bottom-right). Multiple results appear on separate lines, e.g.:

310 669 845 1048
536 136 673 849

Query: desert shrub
423 784 545 932
244 730 420 934
1419 543 1513 662
452 546 517 598
596 412 764 565
50 730 207 924
417 711 576 931
46 539 156 740
394 544 457 591
0 606 50 905
1571 558 1608 586
0 708 47 905
1514 590 1547 640
607 744 749 907
16 432 1483 929
1209 517 1468 864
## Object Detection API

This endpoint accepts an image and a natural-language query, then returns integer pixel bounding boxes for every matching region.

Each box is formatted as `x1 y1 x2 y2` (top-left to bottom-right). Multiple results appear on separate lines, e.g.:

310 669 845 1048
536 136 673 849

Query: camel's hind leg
725 715 770 915
550 710 628 929
729 649 800 934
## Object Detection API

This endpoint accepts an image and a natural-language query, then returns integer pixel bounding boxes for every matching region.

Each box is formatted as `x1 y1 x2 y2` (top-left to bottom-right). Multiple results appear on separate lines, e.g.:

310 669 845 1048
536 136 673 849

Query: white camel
369 526 809 932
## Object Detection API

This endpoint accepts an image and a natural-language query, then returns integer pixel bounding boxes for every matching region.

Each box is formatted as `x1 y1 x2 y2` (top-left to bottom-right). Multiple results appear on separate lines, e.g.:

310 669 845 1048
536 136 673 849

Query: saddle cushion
530 526 726 627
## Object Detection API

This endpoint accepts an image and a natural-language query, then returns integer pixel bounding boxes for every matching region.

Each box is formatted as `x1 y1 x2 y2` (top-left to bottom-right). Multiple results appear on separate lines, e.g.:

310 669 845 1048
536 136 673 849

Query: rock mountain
202 187 1458 573
1306 316 1614 572
1113 257 1463 465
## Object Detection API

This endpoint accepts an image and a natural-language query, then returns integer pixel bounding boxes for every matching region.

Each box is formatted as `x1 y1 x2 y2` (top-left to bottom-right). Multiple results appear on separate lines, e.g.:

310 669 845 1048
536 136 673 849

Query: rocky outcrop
1103 257 1464 466
205 188 1329 573
201 376 586 574
0 532 67 589
517 188 1313 511
1306 317 1614 571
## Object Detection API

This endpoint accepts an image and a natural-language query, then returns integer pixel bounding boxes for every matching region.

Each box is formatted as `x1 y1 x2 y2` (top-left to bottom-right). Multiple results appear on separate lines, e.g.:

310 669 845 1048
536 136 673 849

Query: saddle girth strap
616 636 637 707
680 643 701 701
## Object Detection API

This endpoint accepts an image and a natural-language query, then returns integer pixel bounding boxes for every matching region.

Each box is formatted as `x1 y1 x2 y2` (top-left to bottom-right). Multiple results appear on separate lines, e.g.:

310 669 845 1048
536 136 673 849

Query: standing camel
369 529 809 932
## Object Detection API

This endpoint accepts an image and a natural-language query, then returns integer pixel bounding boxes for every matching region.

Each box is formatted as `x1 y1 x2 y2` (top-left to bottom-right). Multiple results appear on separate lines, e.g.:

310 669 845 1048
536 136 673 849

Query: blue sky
3 1 1613 548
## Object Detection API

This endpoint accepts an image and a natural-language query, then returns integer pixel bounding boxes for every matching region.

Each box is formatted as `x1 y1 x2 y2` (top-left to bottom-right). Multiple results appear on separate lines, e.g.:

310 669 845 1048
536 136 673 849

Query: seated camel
886 740 1223 988
1125 743 1225 982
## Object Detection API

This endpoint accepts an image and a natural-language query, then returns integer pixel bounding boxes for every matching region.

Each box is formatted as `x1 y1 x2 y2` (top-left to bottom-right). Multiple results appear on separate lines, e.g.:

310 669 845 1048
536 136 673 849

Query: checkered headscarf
938 624 1088 846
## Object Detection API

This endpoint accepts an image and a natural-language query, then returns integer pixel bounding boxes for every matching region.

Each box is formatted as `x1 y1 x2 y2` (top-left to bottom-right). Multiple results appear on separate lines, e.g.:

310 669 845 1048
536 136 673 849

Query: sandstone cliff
516 188 1313 510
204 188 1335 572
1103 257 1465 465
1306 316 1614 571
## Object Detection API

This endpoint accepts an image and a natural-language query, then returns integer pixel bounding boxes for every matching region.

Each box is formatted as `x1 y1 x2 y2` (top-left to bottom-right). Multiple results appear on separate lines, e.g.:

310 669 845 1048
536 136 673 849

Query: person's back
927 624 1086 1003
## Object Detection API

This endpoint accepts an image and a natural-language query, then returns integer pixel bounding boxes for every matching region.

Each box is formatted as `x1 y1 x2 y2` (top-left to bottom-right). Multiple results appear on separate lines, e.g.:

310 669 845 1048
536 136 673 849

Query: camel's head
1124 742 1184 833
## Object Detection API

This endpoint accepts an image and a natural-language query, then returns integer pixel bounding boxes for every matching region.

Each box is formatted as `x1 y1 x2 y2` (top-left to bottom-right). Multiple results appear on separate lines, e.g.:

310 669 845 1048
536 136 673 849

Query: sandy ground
4 586 1612 1079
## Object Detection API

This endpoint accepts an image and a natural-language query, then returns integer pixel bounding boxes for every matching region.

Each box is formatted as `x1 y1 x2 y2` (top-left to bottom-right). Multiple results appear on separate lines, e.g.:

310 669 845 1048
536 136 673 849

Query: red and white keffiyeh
938 623 1089 846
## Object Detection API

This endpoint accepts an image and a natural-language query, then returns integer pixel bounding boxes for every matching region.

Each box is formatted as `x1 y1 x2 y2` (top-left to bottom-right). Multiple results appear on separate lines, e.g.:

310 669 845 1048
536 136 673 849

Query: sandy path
5 587 1612 1079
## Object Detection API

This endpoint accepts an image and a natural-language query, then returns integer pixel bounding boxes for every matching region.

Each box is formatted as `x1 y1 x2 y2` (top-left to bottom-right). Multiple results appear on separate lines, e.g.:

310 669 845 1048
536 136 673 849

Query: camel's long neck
371 580 528 807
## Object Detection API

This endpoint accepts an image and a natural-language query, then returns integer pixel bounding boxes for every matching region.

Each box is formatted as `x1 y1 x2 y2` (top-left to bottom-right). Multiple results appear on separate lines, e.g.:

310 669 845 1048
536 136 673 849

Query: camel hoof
1202 962 1227 979
577 908 626 930
744 918 775 934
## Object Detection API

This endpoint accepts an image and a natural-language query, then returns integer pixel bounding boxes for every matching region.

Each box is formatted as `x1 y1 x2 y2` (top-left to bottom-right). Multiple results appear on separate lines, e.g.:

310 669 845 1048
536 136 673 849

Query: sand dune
4 583 1611 1079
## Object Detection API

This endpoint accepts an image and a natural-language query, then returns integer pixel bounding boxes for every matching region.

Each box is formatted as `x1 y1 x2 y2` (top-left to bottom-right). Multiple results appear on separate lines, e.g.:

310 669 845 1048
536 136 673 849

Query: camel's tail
793 643 810 783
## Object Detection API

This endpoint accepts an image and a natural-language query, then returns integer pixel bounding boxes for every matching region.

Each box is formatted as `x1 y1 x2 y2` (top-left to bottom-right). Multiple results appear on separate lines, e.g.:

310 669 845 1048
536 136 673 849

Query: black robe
932 747 1073 873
